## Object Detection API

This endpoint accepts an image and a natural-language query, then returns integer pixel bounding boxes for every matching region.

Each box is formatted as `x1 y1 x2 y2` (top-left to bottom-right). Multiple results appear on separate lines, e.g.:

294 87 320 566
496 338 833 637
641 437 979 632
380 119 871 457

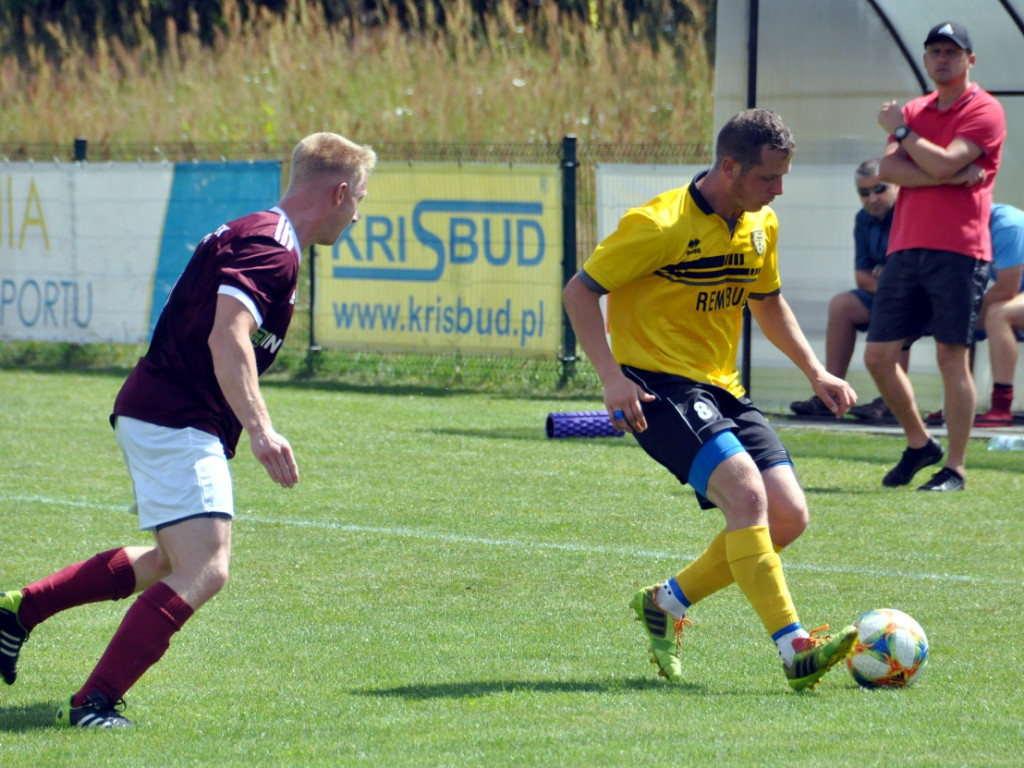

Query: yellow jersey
582 175 781 397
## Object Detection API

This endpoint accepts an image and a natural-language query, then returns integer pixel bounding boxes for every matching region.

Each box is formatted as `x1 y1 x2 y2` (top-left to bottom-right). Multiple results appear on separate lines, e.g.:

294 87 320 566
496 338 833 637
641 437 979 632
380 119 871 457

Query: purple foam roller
546 411 625 439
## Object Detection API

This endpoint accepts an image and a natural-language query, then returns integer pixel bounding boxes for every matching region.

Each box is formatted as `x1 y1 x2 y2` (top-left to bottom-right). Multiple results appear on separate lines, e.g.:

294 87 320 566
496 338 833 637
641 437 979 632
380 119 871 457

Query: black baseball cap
924 21 972 52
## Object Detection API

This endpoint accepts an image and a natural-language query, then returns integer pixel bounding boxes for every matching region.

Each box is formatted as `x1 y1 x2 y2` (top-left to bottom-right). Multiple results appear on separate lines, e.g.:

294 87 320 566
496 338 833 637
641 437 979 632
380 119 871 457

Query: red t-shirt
887 84 1005 262
113 208 300 458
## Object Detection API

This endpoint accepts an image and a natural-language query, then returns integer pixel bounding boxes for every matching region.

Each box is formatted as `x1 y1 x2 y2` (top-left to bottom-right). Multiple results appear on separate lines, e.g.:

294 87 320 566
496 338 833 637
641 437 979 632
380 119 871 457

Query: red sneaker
974 408 1013 427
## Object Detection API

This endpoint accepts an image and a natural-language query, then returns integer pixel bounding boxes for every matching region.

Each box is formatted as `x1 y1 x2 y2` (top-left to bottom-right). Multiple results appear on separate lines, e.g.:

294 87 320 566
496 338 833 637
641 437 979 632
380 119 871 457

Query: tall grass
0 0 713 149
0 0 713 394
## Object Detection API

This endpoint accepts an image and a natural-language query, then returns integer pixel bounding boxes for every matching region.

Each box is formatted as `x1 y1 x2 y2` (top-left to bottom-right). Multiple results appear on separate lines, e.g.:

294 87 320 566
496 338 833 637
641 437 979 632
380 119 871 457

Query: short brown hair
715 109 795 171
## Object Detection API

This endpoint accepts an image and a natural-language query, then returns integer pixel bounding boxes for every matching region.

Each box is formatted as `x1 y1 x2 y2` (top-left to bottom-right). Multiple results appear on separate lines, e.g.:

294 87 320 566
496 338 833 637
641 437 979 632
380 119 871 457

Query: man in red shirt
0 132 377 727
866 21 1005 492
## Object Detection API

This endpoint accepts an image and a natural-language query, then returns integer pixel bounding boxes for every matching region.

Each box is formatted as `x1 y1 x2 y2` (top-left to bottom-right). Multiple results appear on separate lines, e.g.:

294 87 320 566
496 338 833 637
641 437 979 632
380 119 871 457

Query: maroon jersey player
114 209 303 458
0 133 377 728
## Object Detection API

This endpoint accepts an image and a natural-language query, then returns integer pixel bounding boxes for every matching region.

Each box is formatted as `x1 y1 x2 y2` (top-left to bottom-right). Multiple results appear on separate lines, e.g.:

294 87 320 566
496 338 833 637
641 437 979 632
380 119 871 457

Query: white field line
6 494 1020 587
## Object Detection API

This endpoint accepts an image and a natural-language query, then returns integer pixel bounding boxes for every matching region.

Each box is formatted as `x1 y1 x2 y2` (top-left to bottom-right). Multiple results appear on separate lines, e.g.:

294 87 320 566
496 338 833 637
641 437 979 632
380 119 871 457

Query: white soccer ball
845 608 929 688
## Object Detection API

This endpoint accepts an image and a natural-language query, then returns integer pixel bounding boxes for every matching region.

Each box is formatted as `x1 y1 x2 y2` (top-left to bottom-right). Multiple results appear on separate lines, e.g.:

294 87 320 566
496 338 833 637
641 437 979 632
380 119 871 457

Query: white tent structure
712 0 1024 406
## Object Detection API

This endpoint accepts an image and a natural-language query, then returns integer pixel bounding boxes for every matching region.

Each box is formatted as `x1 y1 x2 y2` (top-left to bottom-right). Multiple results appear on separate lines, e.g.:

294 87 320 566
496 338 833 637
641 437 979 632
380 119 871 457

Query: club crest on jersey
750 230 766 256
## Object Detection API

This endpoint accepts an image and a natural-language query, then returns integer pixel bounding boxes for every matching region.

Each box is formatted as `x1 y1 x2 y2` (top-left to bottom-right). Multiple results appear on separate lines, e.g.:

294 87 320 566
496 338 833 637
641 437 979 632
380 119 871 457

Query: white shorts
114 416 234 532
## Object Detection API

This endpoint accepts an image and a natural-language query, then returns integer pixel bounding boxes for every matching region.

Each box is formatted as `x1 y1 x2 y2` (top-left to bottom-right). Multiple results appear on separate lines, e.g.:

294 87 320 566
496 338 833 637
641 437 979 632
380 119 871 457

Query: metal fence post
559 135 579 387
308 245 320 352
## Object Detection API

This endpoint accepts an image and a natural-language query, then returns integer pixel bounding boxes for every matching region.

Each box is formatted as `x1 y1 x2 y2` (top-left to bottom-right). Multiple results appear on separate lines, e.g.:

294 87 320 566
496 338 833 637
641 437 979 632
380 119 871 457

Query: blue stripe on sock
771 622 802 642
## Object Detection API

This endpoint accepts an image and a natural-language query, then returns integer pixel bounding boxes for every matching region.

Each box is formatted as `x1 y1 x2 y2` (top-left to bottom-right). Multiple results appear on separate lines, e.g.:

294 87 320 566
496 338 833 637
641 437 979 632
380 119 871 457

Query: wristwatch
893 125 911 142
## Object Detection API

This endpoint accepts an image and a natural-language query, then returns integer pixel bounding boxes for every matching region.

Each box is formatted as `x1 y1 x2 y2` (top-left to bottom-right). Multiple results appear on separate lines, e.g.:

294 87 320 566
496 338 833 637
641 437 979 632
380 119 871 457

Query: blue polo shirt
854 206 893 273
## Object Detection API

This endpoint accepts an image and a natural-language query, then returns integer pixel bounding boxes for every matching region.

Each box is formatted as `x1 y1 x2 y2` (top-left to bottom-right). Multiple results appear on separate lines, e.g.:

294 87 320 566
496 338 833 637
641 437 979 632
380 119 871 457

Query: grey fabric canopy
714 0 1024 202
710 0 1024 395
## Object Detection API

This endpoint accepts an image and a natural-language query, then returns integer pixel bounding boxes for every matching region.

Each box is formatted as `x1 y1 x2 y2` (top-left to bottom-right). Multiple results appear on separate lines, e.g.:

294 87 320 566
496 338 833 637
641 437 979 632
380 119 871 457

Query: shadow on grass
0 702 61 731
261 377 607 403
801 485 880 496
425 426 636 445
351 677 704 699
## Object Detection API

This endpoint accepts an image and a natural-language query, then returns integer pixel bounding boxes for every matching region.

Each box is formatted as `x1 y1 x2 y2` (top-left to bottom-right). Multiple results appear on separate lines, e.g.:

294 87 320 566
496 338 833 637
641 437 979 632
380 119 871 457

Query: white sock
653 578 689 620
775 625 811 666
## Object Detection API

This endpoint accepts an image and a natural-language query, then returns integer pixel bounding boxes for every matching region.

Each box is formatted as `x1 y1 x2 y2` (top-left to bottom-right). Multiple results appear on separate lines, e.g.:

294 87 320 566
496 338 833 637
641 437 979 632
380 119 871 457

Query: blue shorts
621 368 792 510
851 288 873 332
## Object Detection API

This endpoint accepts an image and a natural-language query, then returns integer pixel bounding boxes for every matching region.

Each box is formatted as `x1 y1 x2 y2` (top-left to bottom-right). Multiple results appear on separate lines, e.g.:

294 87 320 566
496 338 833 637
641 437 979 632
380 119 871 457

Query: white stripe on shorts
114 416 234 532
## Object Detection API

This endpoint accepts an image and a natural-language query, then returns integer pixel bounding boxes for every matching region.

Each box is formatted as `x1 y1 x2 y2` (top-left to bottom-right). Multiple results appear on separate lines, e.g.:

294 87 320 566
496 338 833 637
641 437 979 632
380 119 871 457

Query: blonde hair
288 132 377 188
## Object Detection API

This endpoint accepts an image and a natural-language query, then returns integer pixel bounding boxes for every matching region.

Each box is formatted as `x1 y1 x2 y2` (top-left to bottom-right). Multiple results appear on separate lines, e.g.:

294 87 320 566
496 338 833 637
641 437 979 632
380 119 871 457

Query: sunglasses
858 183 890 197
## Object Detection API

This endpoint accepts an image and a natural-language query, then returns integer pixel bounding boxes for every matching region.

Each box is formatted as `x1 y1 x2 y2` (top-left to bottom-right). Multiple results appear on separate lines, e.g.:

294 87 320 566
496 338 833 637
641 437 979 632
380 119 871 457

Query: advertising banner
313 163 563 357
0 161 281 344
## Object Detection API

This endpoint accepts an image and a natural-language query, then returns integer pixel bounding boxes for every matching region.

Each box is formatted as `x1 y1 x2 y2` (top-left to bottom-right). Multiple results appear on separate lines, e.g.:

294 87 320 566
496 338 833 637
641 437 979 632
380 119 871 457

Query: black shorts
622 367 792 510
866 248 988 346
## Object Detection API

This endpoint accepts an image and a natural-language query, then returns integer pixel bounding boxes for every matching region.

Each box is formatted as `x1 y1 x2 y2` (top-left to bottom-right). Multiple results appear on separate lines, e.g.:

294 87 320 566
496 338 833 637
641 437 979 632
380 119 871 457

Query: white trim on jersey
270 205 301 260
218 284 263 327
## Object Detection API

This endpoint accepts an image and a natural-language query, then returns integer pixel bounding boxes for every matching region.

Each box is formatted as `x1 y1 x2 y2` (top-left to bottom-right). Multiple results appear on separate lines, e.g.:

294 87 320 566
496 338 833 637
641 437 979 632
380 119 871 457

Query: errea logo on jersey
686 238 701 256
252 327 283 354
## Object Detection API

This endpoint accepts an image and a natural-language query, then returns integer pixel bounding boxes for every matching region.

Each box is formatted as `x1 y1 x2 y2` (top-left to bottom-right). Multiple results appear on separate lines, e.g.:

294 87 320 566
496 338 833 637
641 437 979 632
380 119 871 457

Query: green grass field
1 368 1023 767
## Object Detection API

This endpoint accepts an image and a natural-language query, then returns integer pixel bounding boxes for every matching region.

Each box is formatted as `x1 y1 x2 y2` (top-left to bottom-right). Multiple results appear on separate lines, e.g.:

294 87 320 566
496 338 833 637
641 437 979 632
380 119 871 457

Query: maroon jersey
113 208 300 458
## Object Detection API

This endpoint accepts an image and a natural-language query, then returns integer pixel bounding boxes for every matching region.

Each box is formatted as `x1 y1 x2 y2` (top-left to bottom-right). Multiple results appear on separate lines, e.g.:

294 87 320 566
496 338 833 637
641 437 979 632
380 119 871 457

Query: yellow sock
673 529 732 605
672 528 786 607
725 525 799 637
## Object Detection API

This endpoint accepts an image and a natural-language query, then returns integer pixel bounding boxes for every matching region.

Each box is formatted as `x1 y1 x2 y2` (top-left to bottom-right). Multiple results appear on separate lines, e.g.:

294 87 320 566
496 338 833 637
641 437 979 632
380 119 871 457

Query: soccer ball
845 608 928 688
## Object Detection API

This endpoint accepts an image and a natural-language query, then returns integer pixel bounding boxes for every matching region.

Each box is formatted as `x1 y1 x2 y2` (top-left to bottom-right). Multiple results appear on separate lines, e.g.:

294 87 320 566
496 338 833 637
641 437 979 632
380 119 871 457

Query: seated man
923 203 1024 426
974 203 1024 426
791 159 907 419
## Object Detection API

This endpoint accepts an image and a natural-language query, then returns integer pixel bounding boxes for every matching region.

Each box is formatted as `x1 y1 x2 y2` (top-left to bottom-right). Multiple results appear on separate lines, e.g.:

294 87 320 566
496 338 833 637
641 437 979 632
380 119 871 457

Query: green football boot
629 585 692 682
785 624 857 691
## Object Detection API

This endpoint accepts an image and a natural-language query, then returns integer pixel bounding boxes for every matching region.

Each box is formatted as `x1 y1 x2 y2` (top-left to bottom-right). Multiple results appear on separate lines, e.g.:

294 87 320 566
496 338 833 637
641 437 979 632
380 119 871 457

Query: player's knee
863 343 889 374
773 504 809 546
828 291 854 319
208 567 230 597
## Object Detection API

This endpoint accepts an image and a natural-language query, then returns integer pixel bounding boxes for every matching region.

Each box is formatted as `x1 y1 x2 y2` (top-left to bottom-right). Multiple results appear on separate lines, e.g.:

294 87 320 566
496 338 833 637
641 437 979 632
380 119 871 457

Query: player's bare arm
209 293 299 488
748 292 856 416
562 274 654 432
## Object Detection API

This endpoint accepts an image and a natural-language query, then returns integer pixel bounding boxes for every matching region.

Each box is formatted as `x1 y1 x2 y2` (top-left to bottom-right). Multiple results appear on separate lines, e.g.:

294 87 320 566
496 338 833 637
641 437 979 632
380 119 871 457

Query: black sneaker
790 395 833 418
848 396 894 422
917 467 965 492
882 438 944 487
55 691 132 728
0 590 29 685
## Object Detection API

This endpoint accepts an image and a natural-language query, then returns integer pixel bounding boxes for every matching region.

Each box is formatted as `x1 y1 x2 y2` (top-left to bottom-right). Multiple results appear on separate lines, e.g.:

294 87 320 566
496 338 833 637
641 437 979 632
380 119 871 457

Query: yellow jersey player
562 108 857 690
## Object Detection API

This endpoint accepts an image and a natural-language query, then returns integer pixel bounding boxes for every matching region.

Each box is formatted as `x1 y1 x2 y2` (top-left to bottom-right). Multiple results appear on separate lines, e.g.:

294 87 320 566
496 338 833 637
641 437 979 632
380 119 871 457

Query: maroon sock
992 384 1014 412
74 581 194 707
18 548 136 631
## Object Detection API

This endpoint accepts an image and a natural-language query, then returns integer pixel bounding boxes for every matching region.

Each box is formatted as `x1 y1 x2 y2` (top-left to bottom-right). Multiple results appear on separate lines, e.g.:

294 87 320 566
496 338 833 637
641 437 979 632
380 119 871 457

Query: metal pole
308 245 320 353
741 0 759 396
558 135 579 387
